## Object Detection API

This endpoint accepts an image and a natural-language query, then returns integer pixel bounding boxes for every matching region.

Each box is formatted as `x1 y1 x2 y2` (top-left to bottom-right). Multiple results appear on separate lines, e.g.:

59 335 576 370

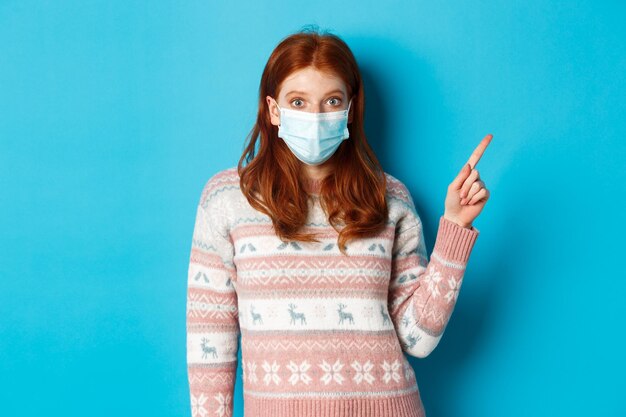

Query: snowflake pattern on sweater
186 167 479 417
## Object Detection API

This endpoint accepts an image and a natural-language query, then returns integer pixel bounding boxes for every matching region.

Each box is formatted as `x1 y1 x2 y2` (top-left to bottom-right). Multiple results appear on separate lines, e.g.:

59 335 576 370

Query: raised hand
443 134 493 228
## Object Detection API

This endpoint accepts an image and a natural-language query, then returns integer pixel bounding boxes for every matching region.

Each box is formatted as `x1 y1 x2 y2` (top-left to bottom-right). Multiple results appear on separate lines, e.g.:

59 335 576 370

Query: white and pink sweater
186 166 480 417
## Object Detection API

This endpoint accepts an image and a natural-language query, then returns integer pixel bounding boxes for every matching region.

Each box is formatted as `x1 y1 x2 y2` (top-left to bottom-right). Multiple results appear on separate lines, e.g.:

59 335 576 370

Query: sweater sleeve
388 199 479 358
186 182 239 417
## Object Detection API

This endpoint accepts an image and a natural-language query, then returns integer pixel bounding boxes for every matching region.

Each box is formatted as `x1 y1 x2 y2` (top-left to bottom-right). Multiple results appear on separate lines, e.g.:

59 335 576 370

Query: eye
290 98 304 107
327 97 342 106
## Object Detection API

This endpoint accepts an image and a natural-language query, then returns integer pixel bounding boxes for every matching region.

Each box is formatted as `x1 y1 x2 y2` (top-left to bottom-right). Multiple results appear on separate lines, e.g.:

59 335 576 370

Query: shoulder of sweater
383 172 423 235
198 165 241 208
383 172 416 208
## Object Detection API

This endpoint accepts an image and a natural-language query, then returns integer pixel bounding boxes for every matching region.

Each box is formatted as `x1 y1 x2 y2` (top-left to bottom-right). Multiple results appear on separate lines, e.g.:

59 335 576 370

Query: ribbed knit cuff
432 215 480 264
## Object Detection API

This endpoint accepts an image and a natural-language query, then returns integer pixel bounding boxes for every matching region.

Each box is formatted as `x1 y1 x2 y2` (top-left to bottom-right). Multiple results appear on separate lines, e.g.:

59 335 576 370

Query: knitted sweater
186 166 480 417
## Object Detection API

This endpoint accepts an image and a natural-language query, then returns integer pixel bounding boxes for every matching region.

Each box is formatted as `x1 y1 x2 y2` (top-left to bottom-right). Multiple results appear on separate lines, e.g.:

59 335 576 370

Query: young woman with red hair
187 27 491 417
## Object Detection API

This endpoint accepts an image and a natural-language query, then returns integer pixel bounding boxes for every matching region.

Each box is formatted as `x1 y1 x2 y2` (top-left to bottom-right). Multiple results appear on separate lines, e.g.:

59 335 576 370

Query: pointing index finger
467 134 493 169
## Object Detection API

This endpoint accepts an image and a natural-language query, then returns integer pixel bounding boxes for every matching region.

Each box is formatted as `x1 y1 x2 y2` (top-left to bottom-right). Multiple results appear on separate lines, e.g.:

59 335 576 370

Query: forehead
278 67 347 97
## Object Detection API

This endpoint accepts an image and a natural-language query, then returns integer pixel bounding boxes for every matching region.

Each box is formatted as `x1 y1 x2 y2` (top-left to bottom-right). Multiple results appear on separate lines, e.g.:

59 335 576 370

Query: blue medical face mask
275 98 353 166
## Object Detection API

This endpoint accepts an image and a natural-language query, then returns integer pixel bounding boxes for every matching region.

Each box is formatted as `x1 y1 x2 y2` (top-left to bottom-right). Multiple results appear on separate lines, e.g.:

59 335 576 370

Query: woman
186 27 491 417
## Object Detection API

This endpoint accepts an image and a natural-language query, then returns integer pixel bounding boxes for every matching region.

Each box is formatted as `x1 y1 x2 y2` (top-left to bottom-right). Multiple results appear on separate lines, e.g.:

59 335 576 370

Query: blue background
1 1 624 416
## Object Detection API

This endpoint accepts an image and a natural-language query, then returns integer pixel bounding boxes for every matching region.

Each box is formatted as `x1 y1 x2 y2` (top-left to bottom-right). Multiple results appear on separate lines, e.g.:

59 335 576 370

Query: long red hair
237 28 388 256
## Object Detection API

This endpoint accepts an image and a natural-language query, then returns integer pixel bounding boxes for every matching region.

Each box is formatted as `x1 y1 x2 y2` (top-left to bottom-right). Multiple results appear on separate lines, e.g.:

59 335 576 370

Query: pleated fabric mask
275 98 352 165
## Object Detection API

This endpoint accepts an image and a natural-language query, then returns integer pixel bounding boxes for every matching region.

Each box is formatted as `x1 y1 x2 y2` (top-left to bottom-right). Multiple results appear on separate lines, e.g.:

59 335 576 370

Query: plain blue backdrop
1 1 624 416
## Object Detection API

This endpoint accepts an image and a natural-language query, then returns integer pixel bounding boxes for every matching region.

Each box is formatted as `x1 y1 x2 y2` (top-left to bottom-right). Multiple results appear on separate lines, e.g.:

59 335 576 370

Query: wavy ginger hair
237 29 388 256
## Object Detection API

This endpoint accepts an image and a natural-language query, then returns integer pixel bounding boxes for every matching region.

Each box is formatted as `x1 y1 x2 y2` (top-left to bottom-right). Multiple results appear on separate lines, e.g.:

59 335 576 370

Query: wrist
443 213 472 229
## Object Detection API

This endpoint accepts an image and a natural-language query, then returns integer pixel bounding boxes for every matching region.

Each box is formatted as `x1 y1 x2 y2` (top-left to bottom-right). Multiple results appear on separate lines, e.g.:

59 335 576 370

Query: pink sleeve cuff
432 215 480 263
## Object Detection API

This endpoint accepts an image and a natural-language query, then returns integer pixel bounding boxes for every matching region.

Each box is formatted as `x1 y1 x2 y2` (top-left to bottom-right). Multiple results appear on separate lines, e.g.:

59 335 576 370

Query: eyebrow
285 89 345 97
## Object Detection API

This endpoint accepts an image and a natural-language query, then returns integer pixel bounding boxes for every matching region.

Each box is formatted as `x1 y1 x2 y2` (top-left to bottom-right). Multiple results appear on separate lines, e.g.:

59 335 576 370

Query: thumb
451 163 471 190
